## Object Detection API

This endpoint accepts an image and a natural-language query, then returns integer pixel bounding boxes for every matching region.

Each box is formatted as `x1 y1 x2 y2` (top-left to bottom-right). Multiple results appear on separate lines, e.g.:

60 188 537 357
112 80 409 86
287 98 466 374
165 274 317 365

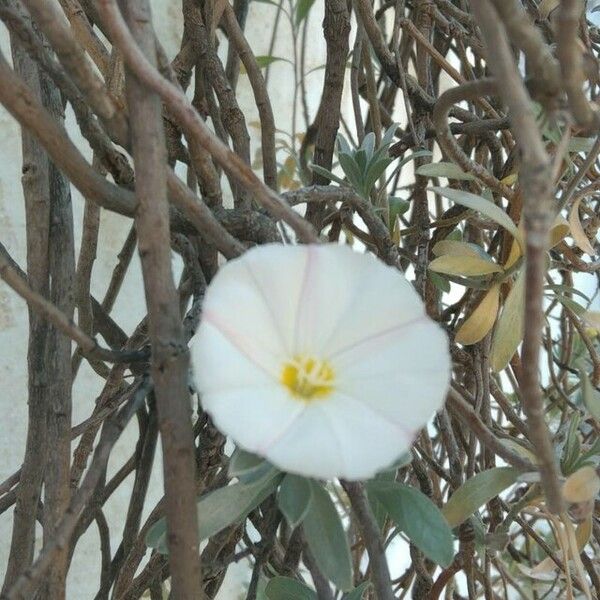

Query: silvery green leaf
265 576 317 600
277 474 313 530
303 482 353 591
367 480 454 567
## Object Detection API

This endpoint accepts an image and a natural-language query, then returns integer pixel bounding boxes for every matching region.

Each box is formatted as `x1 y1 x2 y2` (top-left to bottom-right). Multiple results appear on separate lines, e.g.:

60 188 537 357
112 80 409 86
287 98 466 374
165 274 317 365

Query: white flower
191 243 450 481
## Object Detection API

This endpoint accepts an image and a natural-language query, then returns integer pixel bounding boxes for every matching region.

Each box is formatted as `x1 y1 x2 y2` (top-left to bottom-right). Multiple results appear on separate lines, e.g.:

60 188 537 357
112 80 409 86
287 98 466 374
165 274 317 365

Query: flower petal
293 245 372 355
201 384 306 457
240 244 310 354
192 321 281 393
306 246 426 356
263 405 348 480
334 320 450 430
318 392 414 480
200 244 308 360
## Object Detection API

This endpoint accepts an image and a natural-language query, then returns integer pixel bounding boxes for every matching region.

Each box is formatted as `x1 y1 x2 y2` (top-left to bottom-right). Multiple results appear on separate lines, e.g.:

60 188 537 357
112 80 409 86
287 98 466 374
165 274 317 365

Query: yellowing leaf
491 270 526 372
501 172 518 186
504 215 568 269
455 285 500 345
576 515 593 550
550 215 570 248
517 561 557 580
569 198 596 255
584 311 600 330
562 466 600 504
431 240 484 259
538 0 559 18
429 255 502 277
504 236 521 269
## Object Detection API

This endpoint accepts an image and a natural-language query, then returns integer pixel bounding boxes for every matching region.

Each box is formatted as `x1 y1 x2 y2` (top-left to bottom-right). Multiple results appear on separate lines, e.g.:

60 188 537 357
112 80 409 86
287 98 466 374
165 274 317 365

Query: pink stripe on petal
293 245 316 351
242 260 291 355
203 309 280 380
329 314 429 361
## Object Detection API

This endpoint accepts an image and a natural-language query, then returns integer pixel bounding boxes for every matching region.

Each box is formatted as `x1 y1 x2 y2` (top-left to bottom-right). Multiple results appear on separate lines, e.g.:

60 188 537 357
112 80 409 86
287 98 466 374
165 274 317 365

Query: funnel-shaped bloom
191 244 450 480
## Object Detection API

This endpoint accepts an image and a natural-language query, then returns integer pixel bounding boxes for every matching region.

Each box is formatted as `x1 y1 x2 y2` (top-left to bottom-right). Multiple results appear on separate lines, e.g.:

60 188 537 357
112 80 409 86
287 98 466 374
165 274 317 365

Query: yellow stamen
281 355 335 401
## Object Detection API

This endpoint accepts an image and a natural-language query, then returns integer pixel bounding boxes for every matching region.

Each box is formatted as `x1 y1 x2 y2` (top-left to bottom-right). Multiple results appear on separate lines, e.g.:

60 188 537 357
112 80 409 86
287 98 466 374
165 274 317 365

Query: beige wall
0 1 327 596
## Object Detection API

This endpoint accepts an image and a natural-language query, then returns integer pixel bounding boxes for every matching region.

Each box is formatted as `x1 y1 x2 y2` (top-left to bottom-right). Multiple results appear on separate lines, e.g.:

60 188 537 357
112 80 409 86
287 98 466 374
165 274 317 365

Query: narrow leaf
388 196 410 224
569 198 596 255
278 474 313 530
295 0 316 25
363 157 393 196
429 255 502 277
432 240 490 260
380 123 399 148
396 149 433 171
490 270 526 372
431 187 522 248
455 285 500 345
550 215 570 248
265 577 317 600
367 481 454 567
581 368 600 423
229 448 266 478
343 582 372 599
303 482 353 591
442 467 520 528
310 164 347 186
338 153 364 190
416 162 475 181
360 132 376 160
254 55 289 68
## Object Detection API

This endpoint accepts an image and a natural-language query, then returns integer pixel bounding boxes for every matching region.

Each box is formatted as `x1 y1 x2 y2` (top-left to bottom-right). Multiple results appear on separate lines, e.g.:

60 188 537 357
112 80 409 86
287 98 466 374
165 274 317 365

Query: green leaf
431 187 522 248
145 517 168 554
491 270 526 372
366 481 454 567
229 448 269 481
254 55 290 69
343 582 372 599
388 197 410 223
545 284 591 304
278 474 313 530
265 576 317 600
197 469 281 541
430 272 451 293
354 149 368 173
363 157 393 196
416 162 475 181
295 0 316 25
338 152 363 190
366 470 396 531
562 412 582 474
336 133 352 156
361 132 376 160
397 149 433 169
554 294 586 316
442 467 520 528
303 482 353 591
581 368 600 423
147 469 281 554
568 137 595 153
310 164 347 186
380 123 399 148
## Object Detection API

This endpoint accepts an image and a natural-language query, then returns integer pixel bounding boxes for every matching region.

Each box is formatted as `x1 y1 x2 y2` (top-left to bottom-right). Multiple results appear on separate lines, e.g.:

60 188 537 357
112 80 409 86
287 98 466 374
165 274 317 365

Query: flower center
281 355 335 401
